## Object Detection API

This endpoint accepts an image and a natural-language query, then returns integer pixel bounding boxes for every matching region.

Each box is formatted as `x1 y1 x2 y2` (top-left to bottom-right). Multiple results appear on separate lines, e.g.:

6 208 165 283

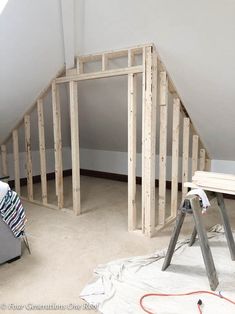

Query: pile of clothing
0 180 26 238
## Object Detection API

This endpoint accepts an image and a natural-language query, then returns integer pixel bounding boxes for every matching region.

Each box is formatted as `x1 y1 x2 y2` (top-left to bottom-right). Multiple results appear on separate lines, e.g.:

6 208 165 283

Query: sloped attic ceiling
0 0 64 143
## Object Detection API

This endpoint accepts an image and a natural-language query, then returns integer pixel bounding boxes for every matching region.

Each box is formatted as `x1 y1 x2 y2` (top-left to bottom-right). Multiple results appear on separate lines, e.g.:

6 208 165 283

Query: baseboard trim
8 168 235 200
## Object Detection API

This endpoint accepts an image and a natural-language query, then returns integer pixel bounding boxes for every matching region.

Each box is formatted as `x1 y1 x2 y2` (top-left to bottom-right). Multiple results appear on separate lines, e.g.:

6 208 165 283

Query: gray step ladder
162 192 235 291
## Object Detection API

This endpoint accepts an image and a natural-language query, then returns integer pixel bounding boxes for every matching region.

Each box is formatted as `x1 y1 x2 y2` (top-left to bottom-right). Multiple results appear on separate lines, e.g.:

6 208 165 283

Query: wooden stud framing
182 117 190 198
37 99 48 204
205 158 211 171
128 49 135 67
171 98 180 217
142 46 157 237
12 130 20 194
0 43 212 237
159 71 168 225
128 73 137 231
1 144 8 177
192 135 199 178
102 54 108 71
52 81 64 209
24 115 33 201
77 57 84 74
141 47 146 232
199 148 206 171
57 66 143 84
69 81 81 215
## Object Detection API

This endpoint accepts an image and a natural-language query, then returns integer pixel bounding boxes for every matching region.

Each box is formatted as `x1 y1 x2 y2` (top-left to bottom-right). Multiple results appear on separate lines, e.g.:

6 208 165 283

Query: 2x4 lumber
199 148 206 171
158 71 168 225
205 158 211 171
12 130 20 194
24 115 33 201
193 171 235 180
192 135 199 177
56 66 143 84
141 48 146 232
76 57 84 74
69 81 81 215
171 98 180 217
52 81 64 209
1 144 8 177
128 49 135 67
78 43 151 63
37 99 48 205
142 46 157 237
1 67 65 146
128 73 137 231
102 53 108 71
156 54 210 159
182 117 190 198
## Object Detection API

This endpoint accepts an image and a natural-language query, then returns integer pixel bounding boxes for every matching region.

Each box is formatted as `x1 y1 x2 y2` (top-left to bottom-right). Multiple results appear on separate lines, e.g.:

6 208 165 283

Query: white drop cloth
80 226 235 314
187 188 211 209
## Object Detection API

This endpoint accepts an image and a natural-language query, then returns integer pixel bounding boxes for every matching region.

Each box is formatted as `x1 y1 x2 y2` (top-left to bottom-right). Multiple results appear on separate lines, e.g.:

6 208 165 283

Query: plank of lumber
184 182 235 195
24 115 33 201
56 66 143 83
52 81 64 209
159 71 168 224
182 117 190 198
12 130 20 195
192 135 199 178
37 99 48 204
102 53 108 71
1 144 8 177
128 49 135 67
141 47 146 233
171 98 180 217
199 148 206 171
128 73 137 231
205 159 211 171
142 46 157 237
194 171 235 181
69 81 81 215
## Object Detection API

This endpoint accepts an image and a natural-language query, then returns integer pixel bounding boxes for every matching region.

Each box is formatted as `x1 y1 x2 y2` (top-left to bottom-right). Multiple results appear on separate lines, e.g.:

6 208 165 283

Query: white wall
75 0 235 161
211 160 235 174
0 147 72 180
80 148 189 182
0 0 65 143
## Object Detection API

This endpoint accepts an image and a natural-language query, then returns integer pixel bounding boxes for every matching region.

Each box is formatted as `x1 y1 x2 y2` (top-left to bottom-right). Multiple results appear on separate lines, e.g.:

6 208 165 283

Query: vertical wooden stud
52 81 64 209
128 73 137 231
142 46 157 237
69 81 81 215
37 99 48 204
192 135 199 178
102 54 108 71
159 71 168 225
1 144 8 177
24 115 33 201
77 57 84 74
171 98 180 217
199 148 206 171
12 130 20 194
128 49 135 67
182 117 190 198
205 158 211 171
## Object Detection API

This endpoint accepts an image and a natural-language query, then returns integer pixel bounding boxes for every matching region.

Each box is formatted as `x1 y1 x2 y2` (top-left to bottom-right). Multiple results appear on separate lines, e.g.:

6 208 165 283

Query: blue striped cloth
0 188 26 238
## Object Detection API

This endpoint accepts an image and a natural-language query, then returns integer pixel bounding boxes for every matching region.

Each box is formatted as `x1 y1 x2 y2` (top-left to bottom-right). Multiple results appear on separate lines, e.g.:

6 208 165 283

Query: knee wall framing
0 43 211 237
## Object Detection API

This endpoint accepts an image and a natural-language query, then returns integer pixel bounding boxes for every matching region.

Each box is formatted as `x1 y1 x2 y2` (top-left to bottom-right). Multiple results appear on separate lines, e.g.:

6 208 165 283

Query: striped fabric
0 188 26 238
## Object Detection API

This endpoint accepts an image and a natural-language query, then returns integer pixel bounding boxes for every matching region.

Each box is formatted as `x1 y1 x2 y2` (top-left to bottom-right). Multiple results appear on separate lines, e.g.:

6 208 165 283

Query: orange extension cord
139 290 235 313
